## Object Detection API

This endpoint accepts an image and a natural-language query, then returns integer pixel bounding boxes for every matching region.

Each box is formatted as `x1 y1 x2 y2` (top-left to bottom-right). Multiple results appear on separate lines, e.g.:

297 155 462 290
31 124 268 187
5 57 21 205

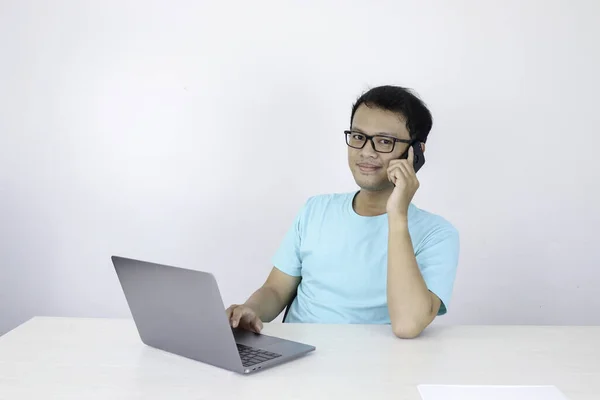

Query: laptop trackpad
233 328 282 347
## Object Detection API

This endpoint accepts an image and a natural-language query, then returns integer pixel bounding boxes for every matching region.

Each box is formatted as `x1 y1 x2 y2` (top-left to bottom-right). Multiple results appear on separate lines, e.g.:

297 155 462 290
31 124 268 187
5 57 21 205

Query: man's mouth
357 163 382 173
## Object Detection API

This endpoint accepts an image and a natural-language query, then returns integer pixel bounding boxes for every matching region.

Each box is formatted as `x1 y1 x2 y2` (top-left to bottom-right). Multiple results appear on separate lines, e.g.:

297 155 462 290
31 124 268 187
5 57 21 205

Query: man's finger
387 159 401 168
397 161 412 178
237 313 259 333
408 144 415 165
245 318 259 333
231 307 244 328
225 305 236 320
387 161 401 174
387 167 397 185
388 165 407 184
253 319 263 333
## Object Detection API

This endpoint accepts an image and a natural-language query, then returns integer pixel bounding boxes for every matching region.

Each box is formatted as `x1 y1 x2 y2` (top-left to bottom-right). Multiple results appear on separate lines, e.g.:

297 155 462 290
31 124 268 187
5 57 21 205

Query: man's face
347 104 412 192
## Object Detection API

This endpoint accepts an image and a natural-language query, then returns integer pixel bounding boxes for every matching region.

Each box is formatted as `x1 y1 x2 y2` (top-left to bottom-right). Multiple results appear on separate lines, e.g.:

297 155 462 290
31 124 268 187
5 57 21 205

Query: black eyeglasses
344 130 412 153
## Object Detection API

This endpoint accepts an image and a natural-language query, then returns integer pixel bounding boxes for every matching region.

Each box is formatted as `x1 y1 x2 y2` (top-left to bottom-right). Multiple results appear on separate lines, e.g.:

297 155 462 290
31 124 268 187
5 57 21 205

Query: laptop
111 256 315 374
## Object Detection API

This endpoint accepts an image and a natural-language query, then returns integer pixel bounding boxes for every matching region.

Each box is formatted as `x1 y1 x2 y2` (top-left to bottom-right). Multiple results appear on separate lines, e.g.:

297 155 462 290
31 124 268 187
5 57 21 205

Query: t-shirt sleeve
271 201 309 277
415 226 460 315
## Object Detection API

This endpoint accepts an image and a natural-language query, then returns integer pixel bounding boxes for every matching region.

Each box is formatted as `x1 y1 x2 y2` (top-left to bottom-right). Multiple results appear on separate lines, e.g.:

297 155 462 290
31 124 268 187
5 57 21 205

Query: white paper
418 385 570 400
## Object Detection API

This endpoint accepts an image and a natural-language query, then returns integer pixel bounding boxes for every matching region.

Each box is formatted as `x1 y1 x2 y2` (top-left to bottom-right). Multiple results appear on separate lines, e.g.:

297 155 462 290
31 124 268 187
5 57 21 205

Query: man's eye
352 134 365 140
379 139 392 145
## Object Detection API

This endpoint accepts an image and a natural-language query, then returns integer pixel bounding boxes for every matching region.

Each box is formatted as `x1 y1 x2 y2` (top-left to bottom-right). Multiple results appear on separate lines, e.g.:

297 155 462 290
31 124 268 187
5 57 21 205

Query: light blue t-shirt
271 191 460 324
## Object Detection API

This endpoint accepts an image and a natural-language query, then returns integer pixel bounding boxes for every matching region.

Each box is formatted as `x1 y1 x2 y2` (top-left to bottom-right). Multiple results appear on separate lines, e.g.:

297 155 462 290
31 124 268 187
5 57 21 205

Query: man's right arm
226 267 300 332
229 198 309 332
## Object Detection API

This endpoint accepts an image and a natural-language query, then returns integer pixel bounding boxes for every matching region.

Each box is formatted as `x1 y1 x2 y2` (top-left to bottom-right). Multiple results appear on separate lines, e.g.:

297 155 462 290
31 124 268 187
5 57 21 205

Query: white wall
1 0 599 335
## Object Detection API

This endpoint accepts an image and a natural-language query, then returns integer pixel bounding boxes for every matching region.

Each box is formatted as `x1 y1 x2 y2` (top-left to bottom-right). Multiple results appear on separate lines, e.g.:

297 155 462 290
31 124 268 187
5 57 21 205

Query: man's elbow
391 320 424 339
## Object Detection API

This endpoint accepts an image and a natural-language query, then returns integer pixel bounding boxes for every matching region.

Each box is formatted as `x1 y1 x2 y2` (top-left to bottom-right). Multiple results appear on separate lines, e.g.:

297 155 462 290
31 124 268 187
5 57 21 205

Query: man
226 85 459 339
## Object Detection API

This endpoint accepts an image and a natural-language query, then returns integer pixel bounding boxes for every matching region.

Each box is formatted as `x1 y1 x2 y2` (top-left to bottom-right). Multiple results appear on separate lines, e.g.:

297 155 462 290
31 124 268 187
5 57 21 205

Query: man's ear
421 143 426 153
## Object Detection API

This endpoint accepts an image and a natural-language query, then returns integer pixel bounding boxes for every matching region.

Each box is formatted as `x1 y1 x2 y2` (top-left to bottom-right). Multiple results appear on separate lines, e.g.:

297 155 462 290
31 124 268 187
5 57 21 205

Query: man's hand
224 267 300 334
386 145 420 218
226 304 263 333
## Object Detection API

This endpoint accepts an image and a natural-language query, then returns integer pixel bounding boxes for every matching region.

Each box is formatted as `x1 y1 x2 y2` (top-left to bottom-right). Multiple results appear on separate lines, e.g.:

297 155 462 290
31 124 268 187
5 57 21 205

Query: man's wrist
388 212 409 229
243 300 260 314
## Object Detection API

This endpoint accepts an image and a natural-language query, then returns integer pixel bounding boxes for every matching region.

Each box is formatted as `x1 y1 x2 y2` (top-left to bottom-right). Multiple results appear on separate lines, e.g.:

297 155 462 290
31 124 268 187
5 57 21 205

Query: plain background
1 0 599 336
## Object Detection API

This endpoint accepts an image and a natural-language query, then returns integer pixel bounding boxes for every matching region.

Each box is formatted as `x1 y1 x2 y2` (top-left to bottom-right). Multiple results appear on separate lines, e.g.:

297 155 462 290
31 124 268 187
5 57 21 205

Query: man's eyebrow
350 126 399 138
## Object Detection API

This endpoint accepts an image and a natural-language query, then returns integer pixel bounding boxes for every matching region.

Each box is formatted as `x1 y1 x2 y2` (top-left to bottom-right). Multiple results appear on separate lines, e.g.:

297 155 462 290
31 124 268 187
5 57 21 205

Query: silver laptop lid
111 256 243 372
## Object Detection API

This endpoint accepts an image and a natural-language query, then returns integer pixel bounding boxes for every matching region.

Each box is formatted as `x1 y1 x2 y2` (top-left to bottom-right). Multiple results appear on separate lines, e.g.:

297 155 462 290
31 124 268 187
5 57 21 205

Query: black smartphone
411 142 425 173
400 142 425 173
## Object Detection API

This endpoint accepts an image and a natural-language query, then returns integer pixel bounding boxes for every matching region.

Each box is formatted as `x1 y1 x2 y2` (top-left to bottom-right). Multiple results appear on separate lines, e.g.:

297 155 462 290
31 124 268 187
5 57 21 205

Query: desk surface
0 317 599 399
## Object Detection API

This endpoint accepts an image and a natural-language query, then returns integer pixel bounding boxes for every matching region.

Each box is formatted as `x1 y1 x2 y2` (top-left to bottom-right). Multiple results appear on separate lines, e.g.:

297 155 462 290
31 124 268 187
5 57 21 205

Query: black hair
350 85 433 143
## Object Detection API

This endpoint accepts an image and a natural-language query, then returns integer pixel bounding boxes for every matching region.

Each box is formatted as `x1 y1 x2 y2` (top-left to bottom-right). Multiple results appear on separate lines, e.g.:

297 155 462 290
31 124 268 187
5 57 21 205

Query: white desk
0 317 598 399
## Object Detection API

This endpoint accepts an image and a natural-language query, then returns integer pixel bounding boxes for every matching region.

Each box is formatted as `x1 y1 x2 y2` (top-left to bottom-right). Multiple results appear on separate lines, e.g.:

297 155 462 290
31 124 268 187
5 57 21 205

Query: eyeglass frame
343 130 413 154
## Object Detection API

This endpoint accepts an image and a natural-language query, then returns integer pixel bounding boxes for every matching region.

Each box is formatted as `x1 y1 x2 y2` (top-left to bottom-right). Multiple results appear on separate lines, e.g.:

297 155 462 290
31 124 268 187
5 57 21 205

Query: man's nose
361 139 379 157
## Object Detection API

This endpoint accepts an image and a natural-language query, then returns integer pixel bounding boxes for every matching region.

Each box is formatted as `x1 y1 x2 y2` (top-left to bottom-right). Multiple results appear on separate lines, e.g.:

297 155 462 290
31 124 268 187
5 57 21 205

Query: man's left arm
385 146 459 338
386 215 442 339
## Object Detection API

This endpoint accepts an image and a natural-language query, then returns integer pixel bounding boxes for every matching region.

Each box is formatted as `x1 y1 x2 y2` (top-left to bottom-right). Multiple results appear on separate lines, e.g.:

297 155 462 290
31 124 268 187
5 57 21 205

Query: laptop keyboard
236 343 282 367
